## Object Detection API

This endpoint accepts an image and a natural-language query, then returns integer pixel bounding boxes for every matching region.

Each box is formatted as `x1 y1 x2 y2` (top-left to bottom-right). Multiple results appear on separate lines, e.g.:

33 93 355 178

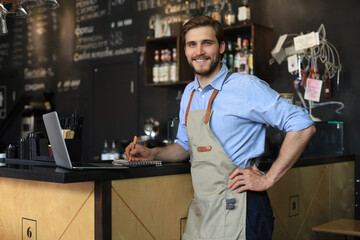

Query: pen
129 136 137 162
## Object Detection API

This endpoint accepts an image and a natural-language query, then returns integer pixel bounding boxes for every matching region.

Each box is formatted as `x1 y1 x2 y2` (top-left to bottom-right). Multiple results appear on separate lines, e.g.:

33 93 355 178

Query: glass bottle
170 48 178 82
182 1 192 25
211 0 221 23
224 0 235 26
227 40 234 71
237 0 251 24
152 50 160 83
248 41 253 75
239 39 249 74
233 37 242 72
110 140 120 160
196 0 204 16
101 139 110 160
159 49 168 82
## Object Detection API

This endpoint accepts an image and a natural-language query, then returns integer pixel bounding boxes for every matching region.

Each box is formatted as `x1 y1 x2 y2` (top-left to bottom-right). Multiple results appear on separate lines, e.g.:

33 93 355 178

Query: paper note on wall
304 78 323 102
294 32 320 51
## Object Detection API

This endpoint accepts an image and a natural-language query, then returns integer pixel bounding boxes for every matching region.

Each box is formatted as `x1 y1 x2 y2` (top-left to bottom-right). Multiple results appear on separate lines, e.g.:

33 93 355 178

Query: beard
188 53 222 77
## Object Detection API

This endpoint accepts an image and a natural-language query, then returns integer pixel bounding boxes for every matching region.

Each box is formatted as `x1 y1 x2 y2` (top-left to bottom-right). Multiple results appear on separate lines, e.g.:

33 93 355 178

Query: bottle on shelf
160 49 171 82
110 140 120 160
101 139 111 160
237 0 251 24
211 0 221 23
226 40 234 71
152 50 160 83
248 41 253 75
233 37 242 72
165 49 171 82
159 50 165 82
196 0 204 16
224 0 236 26
170 48 178 82
182 1 192 25
239 39 249 74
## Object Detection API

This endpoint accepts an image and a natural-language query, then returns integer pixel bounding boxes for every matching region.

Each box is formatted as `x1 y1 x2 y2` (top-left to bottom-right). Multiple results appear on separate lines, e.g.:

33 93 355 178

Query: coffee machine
21 101 51 139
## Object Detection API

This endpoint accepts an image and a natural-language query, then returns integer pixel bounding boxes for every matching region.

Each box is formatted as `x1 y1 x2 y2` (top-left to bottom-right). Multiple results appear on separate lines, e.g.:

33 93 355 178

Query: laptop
43 111 128 170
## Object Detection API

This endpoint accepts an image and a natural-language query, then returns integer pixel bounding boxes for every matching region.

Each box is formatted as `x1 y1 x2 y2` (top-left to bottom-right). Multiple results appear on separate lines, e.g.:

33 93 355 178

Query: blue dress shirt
175 64 314 168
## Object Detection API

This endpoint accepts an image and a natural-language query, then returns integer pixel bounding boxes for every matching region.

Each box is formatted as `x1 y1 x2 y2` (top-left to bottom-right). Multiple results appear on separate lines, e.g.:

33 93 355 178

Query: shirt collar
191 64 229 92
209 64 229 91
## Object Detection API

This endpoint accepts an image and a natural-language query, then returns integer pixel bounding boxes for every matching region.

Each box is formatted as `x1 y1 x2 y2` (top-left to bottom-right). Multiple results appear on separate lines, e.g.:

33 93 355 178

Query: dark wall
0 0 359 200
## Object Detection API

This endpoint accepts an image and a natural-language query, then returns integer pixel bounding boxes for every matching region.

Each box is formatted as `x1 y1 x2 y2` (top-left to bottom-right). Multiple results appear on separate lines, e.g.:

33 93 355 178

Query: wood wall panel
0 177 95 240
268 161 354 240
112 174 194 240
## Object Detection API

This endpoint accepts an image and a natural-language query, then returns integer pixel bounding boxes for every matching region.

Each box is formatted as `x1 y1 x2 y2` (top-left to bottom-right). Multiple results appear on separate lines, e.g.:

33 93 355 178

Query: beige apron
183 74 247 240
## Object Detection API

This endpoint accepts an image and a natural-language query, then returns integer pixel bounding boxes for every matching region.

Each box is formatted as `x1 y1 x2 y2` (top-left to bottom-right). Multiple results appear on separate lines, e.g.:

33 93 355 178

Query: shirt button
202 95 205 98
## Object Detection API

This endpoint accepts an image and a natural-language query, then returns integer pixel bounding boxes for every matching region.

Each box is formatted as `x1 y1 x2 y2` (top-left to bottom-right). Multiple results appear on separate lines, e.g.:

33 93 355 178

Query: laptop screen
43 111 73 169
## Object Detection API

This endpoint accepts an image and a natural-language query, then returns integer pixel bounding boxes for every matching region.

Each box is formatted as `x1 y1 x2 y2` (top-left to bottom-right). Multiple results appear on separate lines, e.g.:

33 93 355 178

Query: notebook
43 111 160 170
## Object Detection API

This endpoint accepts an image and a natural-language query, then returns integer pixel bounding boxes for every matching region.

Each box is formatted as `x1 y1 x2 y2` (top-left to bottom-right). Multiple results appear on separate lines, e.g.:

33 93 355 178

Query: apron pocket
224 191 247 239
185 194 226 239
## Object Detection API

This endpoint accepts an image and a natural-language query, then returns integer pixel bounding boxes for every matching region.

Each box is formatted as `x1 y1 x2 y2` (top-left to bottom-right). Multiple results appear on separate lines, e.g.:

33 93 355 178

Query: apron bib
183 73 247 240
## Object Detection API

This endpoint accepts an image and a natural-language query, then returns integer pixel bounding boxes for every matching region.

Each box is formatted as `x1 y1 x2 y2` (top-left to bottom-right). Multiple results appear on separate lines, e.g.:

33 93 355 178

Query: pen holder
65 138 82 162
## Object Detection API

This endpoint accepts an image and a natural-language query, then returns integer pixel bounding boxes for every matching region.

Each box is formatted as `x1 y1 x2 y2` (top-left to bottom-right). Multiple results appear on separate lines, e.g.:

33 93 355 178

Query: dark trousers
246 190 274 240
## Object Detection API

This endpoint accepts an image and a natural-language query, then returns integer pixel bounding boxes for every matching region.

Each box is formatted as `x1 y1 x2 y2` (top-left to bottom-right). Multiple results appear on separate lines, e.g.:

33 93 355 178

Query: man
125 16 315 240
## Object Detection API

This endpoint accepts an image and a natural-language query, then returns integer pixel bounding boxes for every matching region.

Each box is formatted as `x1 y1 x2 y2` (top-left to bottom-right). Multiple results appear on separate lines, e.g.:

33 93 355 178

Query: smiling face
184 26 225 85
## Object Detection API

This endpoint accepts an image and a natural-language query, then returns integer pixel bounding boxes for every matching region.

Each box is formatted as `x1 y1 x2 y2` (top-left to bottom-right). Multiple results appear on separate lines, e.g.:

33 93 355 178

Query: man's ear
219 41 226 54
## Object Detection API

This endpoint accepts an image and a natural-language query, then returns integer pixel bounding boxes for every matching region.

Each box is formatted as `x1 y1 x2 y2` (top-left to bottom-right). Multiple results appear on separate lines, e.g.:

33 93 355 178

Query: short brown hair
181 16 225 48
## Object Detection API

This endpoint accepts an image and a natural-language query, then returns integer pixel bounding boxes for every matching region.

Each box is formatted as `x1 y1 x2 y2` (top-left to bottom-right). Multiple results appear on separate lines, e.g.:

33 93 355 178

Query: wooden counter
0 154 355 240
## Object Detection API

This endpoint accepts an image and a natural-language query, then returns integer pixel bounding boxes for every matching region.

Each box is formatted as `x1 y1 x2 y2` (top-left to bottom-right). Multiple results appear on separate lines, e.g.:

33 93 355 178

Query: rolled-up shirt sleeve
246 78 314 132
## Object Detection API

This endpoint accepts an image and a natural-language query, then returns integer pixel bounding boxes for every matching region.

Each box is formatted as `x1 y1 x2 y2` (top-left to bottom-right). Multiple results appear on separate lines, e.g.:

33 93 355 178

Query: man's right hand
124 142 189 163
124 142 153 161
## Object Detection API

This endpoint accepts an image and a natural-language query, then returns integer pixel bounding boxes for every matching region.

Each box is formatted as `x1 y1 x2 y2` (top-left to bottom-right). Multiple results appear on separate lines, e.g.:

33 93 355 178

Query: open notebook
43 111 161 170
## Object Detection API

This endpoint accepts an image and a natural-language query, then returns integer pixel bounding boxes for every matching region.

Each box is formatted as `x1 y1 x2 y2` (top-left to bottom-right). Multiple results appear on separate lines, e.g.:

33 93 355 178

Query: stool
312 218 360 239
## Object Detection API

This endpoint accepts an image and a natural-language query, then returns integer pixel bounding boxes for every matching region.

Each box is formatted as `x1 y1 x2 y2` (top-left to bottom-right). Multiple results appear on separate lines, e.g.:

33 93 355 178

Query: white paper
294 32 320 51
304 78 323 102
285 45 303 56
271 34 288 55
287 54 298 73
273 48 286 64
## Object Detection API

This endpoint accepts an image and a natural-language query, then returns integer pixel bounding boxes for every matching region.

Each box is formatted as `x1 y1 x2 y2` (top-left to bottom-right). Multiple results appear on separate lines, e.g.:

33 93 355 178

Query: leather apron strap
185 72 233 126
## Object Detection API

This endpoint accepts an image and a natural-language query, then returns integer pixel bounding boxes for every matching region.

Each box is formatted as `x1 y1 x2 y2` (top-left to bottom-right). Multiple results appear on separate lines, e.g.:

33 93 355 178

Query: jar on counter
280 93 294 104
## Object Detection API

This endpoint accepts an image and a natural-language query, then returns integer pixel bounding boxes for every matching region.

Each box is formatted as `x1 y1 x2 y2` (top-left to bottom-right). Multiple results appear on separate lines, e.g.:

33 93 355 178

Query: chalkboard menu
0 0 237 158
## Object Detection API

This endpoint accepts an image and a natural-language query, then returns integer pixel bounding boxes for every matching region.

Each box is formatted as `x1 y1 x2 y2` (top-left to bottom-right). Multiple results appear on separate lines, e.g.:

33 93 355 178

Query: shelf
144 23 274 87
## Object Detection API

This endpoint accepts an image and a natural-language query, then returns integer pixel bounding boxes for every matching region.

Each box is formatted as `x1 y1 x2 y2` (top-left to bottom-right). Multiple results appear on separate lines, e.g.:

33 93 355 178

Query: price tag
287 54 298 73
304 78 323 102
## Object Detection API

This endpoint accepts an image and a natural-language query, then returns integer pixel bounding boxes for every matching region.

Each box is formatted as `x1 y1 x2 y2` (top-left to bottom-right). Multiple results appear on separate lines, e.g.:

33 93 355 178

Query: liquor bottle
160 49 169 82
233 37 242 72
182 1 192 25
239 39 249 74
237 0 251 24
170 48 178 82
152 50 160 83
166 49 171 82
223 51 228 68
248 41 253 75
196 0 204 16
224 0 236 26
101 139 110 160
226 40 234 71
162 49 171 82
159 49 165 82
110 140 120 160
211 0 221 23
